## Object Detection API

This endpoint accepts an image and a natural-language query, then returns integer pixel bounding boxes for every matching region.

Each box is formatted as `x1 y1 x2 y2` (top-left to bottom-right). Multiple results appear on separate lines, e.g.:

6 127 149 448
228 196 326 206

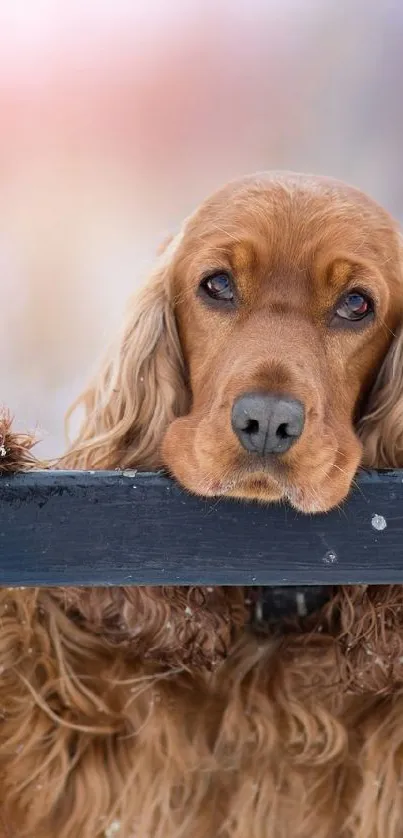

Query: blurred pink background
1 0 402 456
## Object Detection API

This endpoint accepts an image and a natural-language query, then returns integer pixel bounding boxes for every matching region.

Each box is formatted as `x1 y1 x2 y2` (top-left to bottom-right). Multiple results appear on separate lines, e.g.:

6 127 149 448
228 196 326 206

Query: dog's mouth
203 459 354 514
163 417 359 513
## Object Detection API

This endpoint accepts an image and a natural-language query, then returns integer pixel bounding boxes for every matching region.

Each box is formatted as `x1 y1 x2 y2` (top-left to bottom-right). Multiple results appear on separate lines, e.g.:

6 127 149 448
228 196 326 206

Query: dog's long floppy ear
63 233 189 470
358 327 403 468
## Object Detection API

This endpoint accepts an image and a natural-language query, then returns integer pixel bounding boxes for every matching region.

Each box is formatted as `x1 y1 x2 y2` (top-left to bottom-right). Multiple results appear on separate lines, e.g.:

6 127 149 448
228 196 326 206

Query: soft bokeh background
1 0 403 456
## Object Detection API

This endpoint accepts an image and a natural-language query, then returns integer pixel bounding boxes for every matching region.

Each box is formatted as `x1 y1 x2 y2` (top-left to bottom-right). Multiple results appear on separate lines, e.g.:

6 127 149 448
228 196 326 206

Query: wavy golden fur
3 173 403 837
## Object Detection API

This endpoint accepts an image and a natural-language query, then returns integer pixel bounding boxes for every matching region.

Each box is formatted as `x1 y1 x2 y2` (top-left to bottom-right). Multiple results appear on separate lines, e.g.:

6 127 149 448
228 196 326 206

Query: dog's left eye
335 290 373 322
199 272 234 303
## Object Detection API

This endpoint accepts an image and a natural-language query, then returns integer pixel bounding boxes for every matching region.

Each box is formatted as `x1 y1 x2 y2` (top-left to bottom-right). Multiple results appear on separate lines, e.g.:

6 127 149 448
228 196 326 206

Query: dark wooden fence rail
0 470 402 587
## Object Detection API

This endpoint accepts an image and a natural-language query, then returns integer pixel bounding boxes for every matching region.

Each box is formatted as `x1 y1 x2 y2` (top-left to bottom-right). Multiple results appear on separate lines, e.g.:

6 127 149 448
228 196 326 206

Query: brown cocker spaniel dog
2 172 403 838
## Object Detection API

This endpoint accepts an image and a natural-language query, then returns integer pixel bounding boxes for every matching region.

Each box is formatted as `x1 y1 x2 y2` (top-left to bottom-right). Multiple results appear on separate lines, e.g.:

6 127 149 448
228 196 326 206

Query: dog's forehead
189 174 386 235
179 173 398 279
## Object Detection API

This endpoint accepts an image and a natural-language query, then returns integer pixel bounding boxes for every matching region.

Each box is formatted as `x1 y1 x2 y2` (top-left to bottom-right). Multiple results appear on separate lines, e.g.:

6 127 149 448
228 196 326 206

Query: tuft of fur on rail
0 410 43 475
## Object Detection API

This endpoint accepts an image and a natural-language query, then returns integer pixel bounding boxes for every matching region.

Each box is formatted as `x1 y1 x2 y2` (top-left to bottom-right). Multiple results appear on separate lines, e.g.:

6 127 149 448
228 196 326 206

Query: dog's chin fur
2 419 403 838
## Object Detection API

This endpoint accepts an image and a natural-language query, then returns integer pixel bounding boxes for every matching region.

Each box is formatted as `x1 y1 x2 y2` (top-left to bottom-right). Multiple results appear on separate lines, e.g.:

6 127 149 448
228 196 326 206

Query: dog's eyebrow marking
324 258 353 292
230 240 261 275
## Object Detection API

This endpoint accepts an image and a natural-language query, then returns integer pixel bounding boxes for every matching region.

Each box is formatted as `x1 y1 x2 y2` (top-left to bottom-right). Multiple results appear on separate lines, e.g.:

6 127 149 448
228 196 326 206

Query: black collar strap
247 586 332 631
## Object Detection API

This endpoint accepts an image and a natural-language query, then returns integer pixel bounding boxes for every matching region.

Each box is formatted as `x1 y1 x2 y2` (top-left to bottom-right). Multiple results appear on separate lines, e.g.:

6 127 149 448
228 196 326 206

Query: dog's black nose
231 393 305 455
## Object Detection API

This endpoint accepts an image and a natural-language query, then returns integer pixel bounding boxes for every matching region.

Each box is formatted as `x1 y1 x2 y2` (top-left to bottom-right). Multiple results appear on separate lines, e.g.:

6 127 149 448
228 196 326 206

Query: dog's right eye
199 272 235 304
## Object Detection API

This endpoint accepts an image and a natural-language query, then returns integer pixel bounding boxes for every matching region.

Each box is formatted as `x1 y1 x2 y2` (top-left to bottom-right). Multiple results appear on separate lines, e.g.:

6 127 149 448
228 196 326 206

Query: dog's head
66 172 403 513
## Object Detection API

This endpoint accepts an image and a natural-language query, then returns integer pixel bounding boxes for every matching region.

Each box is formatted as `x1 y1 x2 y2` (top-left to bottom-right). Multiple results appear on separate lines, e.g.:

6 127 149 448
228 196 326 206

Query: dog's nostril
244 418 259 435
277 423 289 440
